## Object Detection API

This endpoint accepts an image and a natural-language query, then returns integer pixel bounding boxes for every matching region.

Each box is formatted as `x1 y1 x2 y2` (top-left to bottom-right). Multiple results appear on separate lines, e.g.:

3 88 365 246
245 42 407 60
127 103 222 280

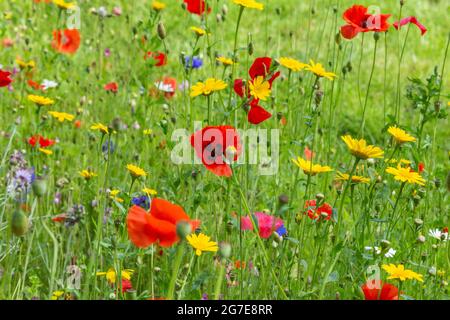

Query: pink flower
393 16 427 36
241 212 284 239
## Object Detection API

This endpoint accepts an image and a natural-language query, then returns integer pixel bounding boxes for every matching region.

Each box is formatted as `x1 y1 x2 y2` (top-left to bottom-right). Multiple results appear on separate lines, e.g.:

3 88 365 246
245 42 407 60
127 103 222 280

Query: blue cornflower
131 195 151 210
184 56 203 70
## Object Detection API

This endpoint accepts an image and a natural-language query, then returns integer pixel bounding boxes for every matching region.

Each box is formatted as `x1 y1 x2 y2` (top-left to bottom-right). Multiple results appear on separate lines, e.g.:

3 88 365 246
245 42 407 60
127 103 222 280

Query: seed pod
176 221 192 239
11 210 29 236
32 176 48 197
157 21 166 39
248 41 254 56
219 242 231 259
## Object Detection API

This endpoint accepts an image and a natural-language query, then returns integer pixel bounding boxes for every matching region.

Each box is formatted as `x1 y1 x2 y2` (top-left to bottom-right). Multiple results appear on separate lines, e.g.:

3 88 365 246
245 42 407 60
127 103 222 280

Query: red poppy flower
304 200 333 221
304 146 315 161
248 100 272 125
27 80 42 90
155 76 177 99
190 125 241 177
104 82 119 93
52 29 81 54
394 16 427 36
127 198 200 248
121 279 133 293
234 57 280 125
443 227 449 234
0 70 12 87
361 281 399 300
145 51 167 67
52 214 67 223
340 5 391 40
183 0 211 15
28 135 56 148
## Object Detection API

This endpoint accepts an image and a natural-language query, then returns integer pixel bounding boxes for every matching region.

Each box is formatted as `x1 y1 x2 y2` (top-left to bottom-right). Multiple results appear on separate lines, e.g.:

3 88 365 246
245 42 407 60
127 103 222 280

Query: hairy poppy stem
213 259 226 300
167 241 185 300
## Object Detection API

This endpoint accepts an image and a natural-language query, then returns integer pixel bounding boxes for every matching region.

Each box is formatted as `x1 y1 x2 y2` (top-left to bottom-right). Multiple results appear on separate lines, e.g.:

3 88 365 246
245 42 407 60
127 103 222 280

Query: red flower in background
304 200 333 221
145 51 167 67
234 57 280 125
183 0 211 15
121 279 133 293
340 5 391 40
104 82 119 93
155 76 177 99
28 80 42 90
190 125 241 177
127 198 200 248
0 70 12 87
361 281 399 300
52 29 81 54
394 16 427 36
28 135 56 148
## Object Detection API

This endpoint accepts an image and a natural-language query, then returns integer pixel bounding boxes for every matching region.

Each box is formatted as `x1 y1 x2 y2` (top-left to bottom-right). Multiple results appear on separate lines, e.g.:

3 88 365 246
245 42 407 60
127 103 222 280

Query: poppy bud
11 210 29 236
414 218 423 226
219 242 231 259
226 221 234 234
32 176 48 197
373 32 380 41
275 8 281 15
176 221 192 239
248 41 254 56
335 32 341 45
157 22 166 40
315 193 325 202
278 194 289 205
446 171 450 192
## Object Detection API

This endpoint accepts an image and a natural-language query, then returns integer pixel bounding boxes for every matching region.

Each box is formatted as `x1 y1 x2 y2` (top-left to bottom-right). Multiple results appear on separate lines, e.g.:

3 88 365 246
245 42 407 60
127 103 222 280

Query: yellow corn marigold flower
292 157 333 176
80 170 97 180
335 171 370 184
38 148 53 155
28 94 55 106
388 126 416 144
53 0 76 10
278 57 307 72
382 264 424 282
91 123 109 135
306 60 336 80
96 268 134 284
143 188 158 196
143 129 153 135
186 233 219 256
109 189 124 203
50 291 65 300
191 26 207 36
216 57 235 66
127 164 147 178
48 111 75 122
249 76 271 101
233 0 264 10
341 135 384 160
386 165 426 186
152 1 166 11
190 78 227 97
16 59 36 70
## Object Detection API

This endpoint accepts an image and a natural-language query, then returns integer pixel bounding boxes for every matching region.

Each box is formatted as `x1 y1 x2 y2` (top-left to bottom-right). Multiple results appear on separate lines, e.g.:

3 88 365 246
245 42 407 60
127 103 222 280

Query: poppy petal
127 205 157 248
341 24 360 39
248 104 272 125
150 198 190 225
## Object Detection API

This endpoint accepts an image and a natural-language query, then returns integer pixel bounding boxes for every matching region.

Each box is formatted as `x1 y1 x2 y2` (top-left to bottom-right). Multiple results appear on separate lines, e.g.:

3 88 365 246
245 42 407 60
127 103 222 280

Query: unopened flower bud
176 221 192 239
417 235 426 243
414 218 423 226
278 194 289 205
11 210 29 237
157 22 166 39
32 176 48 197
248 41 254 56
380 240 390 249
219 242 231 259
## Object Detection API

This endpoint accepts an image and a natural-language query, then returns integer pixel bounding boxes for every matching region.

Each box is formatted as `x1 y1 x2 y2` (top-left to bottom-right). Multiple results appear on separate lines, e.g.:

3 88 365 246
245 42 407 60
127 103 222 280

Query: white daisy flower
384 248 396 258
41 79 58 90
428 229 448 242
155 81 174 93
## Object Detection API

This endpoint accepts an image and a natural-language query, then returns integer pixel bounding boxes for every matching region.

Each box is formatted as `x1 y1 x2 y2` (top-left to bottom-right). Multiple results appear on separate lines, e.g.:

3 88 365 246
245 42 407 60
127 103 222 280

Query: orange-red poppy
104 82 119 93
52 29 81 54
190 125 241 177
361 281 399 300
183 0 211 15
127 198 200 248
0 70 12 87
340 5 391 40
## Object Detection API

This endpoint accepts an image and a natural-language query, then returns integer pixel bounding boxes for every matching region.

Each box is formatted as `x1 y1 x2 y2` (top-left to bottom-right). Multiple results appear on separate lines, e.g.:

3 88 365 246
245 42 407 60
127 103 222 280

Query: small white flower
364 246 382 255
429 229 448 242
384 248 396 258
41 79 58 90
155 81 174 93
97 6 108 17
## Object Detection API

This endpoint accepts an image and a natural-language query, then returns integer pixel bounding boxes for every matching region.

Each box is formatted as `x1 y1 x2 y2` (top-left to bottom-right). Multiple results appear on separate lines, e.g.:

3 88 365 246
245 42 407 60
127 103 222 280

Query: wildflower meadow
0 0 449 302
